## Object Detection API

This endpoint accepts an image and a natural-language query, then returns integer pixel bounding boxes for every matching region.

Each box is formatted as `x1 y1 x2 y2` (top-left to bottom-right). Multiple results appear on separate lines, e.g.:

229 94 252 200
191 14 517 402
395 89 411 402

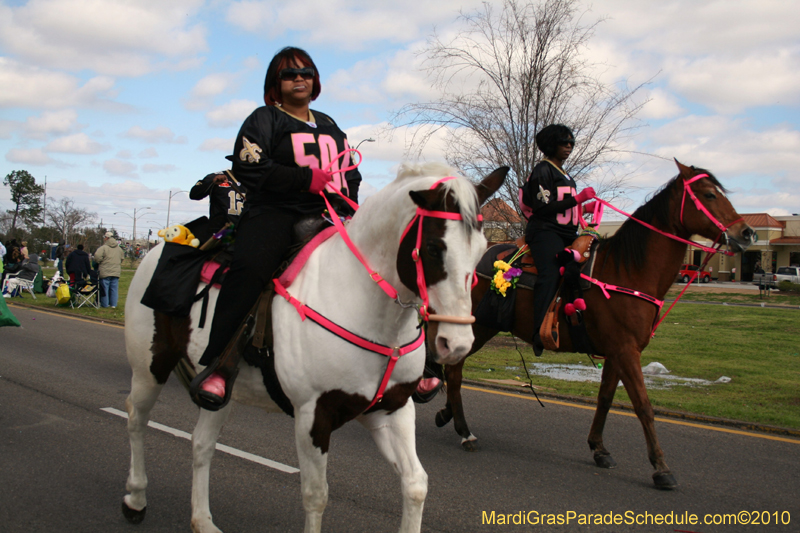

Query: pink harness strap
278 226 338 288
272 277 425 410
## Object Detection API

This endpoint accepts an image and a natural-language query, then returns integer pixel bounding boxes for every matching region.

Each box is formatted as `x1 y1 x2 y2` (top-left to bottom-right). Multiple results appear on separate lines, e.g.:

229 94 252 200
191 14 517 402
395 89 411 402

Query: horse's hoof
435 410 452 428
653 471 678 490
461 437 479 452
593 453 617 469
122 501 147 524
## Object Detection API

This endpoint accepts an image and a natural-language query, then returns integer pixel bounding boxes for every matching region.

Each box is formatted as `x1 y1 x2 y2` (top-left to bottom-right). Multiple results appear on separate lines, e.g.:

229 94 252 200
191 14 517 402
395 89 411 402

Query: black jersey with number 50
231 106 362 216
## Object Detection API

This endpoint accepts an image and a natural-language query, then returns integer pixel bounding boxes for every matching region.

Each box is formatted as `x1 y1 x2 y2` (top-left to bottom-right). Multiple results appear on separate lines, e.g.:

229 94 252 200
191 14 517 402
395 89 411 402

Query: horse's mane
599 168 725 273
396 162 481 232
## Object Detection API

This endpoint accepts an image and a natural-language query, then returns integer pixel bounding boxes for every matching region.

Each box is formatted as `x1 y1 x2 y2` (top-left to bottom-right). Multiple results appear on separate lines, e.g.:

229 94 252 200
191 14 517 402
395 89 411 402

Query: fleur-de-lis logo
239 137 262 163
536 185 550 204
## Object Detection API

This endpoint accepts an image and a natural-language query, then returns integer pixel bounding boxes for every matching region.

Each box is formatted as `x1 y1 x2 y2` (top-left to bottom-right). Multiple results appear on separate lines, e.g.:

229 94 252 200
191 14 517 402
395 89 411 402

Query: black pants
199 207 301 366
526 230 574 339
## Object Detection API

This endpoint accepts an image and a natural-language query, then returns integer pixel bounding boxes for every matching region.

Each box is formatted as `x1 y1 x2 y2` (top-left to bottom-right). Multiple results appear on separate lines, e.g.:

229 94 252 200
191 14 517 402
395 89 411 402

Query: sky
1 0 799 241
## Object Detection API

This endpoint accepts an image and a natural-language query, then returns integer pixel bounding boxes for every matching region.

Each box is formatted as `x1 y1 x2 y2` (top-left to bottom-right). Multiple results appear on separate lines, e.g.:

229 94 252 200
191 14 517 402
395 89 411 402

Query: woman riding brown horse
432 161 755 489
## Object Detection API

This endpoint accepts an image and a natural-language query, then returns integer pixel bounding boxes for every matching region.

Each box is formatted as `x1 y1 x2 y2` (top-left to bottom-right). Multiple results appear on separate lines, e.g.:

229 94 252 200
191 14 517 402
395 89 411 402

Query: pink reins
586 174 741 257
273 150 482 409
578 173 745 338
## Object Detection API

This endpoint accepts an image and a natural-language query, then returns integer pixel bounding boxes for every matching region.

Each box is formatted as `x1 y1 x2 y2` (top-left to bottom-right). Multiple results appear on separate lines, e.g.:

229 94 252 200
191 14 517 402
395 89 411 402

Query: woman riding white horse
122 162 507 533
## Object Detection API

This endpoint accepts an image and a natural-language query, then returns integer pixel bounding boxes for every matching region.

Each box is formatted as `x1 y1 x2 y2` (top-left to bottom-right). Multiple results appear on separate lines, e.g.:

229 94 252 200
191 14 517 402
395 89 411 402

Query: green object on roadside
34 270 44 293
0 295 21 327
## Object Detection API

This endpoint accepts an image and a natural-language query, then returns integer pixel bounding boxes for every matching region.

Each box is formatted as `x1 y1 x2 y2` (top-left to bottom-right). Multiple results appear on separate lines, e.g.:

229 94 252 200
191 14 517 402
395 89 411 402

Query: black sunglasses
559 139 575 147
279 67 315 81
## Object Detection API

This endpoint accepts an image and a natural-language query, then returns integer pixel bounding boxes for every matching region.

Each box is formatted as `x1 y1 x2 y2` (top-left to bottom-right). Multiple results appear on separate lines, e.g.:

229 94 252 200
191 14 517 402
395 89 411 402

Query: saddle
189 208 347 413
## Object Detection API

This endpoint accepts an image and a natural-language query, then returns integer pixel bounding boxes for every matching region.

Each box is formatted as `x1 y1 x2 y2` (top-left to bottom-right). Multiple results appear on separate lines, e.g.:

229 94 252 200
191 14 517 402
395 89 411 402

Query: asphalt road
1 305 798 533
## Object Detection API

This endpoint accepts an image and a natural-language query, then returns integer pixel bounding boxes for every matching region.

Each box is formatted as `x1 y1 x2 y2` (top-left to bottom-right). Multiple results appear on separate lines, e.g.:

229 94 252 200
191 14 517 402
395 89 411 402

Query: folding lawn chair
2 271 37 299
70 274 100 309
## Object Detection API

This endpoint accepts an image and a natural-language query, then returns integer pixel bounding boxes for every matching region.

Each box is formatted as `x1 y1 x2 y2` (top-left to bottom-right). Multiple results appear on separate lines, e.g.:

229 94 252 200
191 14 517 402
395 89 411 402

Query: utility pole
167 190 188 228
42 175 47 227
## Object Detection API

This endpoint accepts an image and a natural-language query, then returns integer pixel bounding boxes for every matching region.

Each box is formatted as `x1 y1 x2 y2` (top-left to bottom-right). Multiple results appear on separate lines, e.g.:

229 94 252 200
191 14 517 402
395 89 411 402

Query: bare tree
391 0 648 218
47 197 97 244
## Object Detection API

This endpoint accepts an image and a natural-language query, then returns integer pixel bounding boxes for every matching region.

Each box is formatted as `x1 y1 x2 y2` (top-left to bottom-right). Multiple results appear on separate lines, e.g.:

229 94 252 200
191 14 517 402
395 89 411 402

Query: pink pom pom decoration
573 298 586 311
564 303 576 316
559 266 565 275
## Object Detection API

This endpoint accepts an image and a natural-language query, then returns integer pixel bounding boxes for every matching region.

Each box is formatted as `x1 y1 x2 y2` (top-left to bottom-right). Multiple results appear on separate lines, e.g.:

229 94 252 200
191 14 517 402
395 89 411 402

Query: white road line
101 407 299 474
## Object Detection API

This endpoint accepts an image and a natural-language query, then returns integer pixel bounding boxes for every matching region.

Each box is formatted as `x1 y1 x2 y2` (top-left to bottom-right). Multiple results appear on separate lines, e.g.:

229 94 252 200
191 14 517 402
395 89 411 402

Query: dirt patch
669 283 759 295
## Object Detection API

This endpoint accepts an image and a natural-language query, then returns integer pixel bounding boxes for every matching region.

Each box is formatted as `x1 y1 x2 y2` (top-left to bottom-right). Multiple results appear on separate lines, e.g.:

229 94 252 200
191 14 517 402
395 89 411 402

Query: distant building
481 198 524 244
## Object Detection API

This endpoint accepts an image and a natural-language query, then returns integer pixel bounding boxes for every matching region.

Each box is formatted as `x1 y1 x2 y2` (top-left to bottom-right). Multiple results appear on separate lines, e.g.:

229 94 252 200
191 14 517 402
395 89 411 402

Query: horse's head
397 166 508 365
674 160 755 253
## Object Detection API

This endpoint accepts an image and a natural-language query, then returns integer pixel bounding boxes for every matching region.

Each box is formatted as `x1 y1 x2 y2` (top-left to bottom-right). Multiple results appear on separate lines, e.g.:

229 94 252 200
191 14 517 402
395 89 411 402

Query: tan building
595 213 800 282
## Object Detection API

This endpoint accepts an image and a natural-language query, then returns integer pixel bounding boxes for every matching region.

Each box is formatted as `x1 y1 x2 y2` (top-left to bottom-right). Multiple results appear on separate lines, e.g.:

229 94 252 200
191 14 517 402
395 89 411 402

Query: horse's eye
426 242 444 259
704 192 716 200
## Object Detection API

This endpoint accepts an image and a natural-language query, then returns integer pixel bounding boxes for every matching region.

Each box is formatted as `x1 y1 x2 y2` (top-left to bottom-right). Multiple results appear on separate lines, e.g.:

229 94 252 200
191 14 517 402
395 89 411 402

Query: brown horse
432 161 755 489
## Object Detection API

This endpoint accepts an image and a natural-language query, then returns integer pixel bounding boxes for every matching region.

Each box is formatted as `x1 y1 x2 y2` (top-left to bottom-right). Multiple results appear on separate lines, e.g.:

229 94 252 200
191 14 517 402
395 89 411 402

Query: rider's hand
581 200 597 214
309 168 333 194
574 187 596 204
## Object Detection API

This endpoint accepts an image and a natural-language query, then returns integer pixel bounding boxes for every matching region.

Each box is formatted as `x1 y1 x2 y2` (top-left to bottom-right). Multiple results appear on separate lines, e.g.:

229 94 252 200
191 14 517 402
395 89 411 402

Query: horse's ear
674 159 692 176
409 189 437 209
476 166 509 206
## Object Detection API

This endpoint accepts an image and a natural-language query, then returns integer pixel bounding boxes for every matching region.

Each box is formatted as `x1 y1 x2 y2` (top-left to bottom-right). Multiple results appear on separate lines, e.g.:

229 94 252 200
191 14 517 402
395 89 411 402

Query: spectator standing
65 244 93 282
94 232 124 308
0 241 6 276
55 240 66 275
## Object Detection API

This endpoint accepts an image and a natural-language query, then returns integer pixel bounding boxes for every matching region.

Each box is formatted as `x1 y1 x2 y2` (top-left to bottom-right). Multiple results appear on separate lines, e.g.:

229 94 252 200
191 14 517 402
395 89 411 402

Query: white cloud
667 51 800 114
0 120 19 140
199 138 235 152
23 110 81 140
637 89 684 120
103 158 138 178
185 72 244 111
5 147 58 166
45 133 109 154
206 99 258 128
142 164 177 173
226 0 485 50
0 0 208 77
116 150 133 159
122 126 187 144
138 148 159 158
0 58 119 110
591 0 800 113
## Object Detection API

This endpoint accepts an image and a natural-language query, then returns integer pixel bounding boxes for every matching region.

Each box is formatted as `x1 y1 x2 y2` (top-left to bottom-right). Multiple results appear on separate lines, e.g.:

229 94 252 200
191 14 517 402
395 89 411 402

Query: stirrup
190 360 238 411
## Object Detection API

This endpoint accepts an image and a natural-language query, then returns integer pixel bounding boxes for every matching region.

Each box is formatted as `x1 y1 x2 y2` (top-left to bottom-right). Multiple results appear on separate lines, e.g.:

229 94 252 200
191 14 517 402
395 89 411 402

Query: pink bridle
578 173 745 338
321 165 481 324
586 173 742 257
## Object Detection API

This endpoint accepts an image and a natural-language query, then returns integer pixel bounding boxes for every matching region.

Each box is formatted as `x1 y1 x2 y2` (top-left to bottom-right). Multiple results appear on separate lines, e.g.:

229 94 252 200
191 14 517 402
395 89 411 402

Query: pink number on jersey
556 186 578 225
292 133 319 169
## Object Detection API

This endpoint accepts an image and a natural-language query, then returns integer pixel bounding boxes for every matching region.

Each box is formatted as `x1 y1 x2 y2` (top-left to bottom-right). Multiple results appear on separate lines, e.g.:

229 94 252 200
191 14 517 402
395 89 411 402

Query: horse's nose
742 226 756 244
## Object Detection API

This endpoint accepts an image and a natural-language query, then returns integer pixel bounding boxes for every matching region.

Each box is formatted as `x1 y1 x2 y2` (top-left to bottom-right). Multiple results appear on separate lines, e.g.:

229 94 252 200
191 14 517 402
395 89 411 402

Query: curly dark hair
535 124 574 158
263 46 321 105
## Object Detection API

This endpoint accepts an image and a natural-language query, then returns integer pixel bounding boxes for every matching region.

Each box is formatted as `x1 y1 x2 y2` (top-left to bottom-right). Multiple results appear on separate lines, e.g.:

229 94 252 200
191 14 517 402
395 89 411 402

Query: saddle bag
474 286 517 332
141 243 214 317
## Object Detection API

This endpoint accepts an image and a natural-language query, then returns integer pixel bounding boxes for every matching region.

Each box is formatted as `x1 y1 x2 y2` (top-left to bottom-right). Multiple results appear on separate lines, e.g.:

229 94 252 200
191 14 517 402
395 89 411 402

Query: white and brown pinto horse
121 163 507 533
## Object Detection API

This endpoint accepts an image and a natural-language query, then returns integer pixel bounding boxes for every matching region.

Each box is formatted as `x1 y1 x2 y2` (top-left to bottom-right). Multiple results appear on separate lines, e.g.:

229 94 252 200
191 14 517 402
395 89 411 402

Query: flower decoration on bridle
490 248 526 297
